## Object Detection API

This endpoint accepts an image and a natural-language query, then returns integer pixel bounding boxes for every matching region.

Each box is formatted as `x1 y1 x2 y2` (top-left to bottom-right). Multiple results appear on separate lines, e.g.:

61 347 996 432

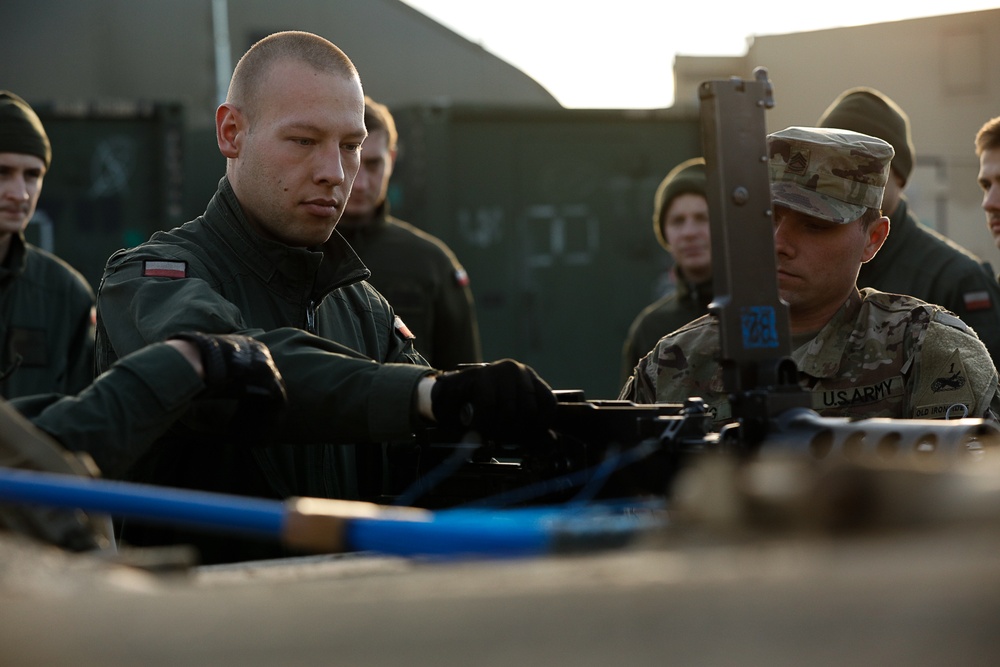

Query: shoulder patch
963 290 993 311
931 310 971 333
453 268 470 287
394 316 415 339
142 260 187 279
912 348 976 419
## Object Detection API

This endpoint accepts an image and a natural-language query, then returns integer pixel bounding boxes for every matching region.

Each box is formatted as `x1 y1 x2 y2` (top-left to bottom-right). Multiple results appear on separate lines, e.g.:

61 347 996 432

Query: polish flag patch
143 260 188 279
453 269 470 287
963 290 993 311
394 316 415 339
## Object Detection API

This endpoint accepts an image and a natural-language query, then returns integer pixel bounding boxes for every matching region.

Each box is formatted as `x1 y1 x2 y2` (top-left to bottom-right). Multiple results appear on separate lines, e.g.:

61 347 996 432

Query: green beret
652 157 706 251
817 87 913 185
0 91 51 168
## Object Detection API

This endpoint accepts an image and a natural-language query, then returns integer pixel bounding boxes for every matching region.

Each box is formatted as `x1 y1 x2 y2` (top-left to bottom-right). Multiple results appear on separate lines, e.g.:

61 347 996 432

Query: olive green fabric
96 177 432 563
15 342 205 478
336 205 481 370
0 90 50 168
0 233 95 399
4 342 205 551
817 87 915 185
620 288 1000 425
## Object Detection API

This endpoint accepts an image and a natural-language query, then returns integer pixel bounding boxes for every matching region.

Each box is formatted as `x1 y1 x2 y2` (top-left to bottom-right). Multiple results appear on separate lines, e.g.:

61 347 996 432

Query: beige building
674 8 1000 266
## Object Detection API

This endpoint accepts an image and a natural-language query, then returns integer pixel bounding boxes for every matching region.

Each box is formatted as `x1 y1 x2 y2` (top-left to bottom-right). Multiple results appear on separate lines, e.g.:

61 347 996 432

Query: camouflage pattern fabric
620 288 1000 425
768 126 894 224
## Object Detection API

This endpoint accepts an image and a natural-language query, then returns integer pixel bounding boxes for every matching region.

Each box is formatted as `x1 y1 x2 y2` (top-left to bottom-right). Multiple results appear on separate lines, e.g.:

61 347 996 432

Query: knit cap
0 91 51 168
817 87 912 185
652 157 706 251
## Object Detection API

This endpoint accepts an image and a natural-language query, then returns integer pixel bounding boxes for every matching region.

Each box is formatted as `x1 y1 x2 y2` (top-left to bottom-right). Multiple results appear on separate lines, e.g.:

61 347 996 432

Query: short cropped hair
975 117 1000 156
364 96 398 151
859 207 882 231
227 31 358 119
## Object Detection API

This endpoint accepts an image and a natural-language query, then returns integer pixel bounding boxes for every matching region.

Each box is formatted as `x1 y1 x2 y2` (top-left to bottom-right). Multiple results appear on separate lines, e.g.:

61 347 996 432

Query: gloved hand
430 359 556 441
169 332 288 436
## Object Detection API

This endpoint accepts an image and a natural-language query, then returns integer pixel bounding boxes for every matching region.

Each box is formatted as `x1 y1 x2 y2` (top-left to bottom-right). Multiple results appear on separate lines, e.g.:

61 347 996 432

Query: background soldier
975 116 1000 264
817 87 1000 364
620 158 712 384
0 91 95 397
95 31 554 564
334 96 482 370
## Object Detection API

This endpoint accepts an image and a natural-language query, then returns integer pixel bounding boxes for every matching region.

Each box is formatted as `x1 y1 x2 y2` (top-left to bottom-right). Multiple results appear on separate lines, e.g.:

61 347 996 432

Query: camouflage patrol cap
767 126 894 224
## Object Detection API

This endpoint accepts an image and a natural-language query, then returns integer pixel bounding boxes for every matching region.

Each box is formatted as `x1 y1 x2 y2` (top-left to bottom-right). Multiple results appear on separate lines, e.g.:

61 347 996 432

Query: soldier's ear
216 104 244 159
861 216 890 263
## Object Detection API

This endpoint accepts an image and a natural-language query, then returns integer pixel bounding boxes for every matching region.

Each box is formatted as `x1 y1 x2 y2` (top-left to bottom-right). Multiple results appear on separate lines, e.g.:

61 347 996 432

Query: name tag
811 376 904 410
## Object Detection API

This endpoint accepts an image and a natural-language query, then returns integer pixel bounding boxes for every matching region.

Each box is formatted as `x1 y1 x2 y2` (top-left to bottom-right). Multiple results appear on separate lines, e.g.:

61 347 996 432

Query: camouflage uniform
620 288 1000 424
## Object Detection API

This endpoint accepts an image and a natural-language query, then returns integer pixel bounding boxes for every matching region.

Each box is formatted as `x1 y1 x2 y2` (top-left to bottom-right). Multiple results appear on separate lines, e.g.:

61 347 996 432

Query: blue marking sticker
740 305 779 349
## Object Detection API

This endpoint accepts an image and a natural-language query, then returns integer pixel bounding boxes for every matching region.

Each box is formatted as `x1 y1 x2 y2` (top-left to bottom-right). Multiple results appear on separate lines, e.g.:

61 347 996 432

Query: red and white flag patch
394 315 415 339
143 260 188 279
963 290 992 311
453 268 470 287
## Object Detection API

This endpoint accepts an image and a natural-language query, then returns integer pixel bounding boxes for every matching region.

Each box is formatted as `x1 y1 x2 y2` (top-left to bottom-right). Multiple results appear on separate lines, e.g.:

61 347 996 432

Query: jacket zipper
306 300 317 334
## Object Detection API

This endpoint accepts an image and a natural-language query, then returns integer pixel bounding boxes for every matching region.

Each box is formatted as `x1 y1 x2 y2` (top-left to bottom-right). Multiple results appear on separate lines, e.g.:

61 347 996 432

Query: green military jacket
4 342 204 552
12 342 204 478
336 205 482 370
857 198 1000 364
620 270 713 385
621 288 1000 425
96 178 432 561
0 233 94 399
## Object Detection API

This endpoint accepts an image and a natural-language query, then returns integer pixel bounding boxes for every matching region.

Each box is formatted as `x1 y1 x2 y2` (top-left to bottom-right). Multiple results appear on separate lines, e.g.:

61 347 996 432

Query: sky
400 1 1000 109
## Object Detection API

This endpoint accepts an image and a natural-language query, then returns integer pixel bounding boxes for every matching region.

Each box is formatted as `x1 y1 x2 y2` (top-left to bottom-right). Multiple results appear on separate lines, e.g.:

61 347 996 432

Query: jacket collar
207 177 371 298
674 267 714 306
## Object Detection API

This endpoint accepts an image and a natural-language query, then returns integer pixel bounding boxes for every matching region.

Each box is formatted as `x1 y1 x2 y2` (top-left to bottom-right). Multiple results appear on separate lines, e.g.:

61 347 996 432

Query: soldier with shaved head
95 31 555 563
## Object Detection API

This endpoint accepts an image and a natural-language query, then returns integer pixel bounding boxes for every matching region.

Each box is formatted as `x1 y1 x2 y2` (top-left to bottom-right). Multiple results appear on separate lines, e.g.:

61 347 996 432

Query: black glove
430 359 556 441
169 332 288 436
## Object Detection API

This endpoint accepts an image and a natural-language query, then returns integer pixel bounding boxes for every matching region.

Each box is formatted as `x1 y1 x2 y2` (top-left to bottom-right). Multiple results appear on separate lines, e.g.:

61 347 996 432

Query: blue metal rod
0 467 285 539
0 467 664 559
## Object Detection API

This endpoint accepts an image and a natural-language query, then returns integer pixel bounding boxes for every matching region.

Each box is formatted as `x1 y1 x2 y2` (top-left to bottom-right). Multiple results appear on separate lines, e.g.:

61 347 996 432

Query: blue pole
0 467 285 540
0 467 665 559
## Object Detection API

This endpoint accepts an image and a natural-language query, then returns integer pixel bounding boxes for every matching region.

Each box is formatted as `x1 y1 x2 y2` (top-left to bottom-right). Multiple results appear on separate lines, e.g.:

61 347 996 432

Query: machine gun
392 68 998 511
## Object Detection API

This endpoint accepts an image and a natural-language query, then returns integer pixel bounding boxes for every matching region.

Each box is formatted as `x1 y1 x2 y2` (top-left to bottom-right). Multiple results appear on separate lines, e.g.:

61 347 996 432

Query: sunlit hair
226 31 359 120
975 116 1000 156
364 96 398 151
